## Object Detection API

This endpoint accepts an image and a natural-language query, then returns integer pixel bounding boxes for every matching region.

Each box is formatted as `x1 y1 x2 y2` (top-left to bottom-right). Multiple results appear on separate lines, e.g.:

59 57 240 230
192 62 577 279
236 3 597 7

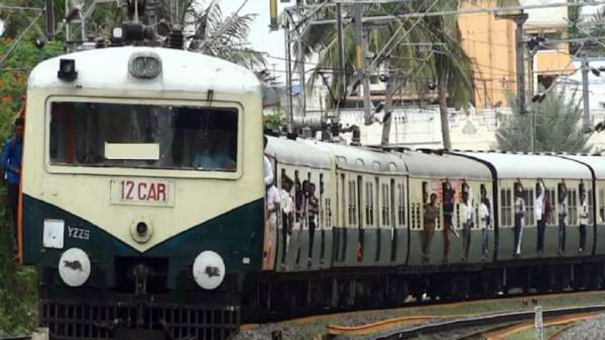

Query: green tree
0 39 63 336
496 90 590 152
301 0 517 147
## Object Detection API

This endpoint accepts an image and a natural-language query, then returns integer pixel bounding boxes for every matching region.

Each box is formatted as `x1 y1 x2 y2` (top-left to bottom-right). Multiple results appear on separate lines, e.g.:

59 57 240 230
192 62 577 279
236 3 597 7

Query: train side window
500 188 512 227
398 183 406 227
341 174 346 226
382 183 391 226
588 189 594 224
365 181 374 226
372 177 383 227
319 174 324 230
525 189 534 226
348 180 353 225
568 190 578 225
600 188 605 223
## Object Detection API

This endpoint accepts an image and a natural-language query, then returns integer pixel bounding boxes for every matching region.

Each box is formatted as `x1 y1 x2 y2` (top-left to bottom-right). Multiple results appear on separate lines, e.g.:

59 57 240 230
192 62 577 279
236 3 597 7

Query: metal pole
284 18 294 133
513 15 528 115
45 0 55 40
297 30 306 119
354 3 372 124
336 3 345 123
582 57 590 131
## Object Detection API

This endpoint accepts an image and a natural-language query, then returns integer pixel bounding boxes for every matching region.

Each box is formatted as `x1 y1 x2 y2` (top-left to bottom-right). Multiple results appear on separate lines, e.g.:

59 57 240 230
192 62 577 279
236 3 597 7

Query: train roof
400 150 491 180
303 140 407 175
28 46 260 96
456 151 592 180
558 154 605 179
265 136 332 170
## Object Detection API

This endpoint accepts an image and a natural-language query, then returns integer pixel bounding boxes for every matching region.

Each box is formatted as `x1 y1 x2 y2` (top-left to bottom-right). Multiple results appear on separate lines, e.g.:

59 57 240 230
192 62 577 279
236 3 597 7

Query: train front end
21 46 264 339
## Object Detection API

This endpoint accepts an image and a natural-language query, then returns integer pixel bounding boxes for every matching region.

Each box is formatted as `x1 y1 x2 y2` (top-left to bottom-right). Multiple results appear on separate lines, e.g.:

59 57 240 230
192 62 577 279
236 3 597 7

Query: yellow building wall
458 0 518 110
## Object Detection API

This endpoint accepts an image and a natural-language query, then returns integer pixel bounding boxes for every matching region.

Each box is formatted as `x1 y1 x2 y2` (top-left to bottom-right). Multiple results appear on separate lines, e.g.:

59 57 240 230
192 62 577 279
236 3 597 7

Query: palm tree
496 90 590 152
302 0 519 148
2 0 266 71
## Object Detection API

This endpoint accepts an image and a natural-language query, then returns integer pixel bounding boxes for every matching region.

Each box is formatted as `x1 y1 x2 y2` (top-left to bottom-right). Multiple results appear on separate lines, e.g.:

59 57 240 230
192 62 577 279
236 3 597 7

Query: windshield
49 102 238 171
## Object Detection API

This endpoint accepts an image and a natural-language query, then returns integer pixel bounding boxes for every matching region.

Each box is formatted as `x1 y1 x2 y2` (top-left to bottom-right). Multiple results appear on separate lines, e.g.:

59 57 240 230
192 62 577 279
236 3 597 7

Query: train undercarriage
245 259 605 323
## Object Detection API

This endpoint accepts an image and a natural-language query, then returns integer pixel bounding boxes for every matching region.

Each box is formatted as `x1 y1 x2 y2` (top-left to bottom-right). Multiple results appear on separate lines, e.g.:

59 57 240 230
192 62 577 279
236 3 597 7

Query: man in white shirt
279 176 294 268
461 186 474 261
558 181 568 255
479 186 491 259
535 180 546 254
578 191 589 253
263 184 281 270
514 183 526 257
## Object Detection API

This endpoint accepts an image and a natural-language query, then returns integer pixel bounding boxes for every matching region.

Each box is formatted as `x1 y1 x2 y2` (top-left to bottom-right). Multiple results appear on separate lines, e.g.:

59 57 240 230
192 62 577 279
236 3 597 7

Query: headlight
193 251 225 290
58 248 91 287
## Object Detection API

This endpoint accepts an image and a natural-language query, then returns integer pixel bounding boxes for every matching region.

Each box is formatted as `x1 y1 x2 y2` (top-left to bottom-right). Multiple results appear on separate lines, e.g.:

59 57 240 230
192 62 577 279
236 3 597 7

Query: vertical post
582 57 590 131
513 14 528 115
336 3 345 123
534 305 543 340
45 0 55 41
284 17 294 133
354 3 371 124
297 32 306 119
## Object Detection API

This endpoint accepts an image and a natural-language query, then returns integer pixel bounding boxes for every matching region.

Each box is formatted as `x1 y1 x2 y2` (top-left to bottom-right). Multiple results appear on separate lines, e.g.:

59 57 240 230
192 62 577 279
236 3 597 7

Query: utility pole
354 3 372 124
45 0 55 40
336 2 346 124
496 10 529 149
284 18 294 133
582 57 590 131
297 26 307 121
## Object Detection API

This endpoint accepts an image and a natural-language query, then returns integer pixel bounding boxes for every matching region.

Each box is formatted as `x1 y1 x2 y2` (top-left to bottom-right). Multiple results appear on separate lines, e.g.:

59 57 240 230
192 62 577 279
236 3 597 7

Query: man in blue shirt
2 118 24 235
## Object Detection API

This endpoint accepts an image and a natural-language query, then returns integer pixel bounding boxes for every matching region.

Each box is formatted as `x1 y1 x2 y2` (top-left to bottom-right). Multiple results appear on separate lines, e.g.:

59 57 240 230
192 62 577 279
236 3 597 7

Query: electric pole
354 3 372 125
45 0 55 40
496 10 530 149
582 57 590 131
336 2 346 124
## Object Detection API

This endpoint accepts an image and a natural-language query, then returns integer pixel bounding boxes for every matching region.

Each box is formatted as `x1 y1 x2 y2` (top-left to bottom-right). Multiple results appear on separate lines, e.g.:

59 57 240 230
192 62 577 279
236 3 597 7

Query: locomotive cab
21 46 264 339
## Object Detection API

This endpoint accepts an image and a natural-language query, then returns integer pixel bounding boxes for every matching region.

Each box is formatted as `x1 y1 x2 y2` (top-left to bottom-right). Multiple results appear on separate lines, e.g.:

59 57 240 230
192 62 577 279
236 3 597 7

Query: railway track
359 305 605 339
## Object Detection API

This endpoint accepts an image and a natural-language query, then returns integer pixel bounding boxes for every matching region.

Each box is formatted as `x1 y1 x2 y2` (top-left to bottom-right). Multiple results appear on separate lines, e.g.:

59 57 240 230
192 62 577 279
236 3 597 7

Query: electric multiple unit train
19 42 605 340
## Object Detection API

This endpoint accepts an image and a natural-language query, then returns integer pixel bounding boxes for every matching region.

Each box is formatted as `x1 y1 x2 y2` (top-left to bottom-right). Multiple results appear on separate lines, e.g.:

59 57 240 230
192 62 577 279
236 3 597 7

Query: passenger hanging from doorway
535 179 546 255
319 179 326 265
263 181 281 270
513 181 526 257
578 183 588 254
479 185 491 260
460 181 474 261
442 179 456 263
294 180 309 265
422 193 438 263
558 180 568 255
307 183 319 267
280 175 294 269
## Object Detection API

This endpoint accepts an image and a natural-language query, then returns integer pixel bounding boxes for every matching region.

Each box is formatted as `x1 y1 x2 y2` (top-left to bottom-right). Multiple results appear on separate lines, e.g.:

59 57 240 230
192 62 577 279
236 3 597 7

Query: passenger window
600 188 605 223
398 183 406 227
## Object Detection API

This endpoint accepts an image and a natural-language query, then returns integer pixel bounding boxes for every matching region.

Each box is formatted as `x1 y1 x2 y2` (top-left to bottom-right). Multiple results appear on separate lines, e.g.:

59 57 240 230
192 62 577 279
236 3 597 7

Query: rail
369 304 605 339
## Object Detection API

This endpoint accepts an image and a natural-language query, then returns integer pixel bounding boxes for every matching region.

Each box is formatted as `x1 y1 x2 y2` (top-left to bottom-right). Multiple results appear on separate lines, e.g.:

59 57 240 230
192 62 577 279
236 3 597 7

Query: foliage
496 90 591 153
569 4 605 56
0 38 62 336
263 111 283 131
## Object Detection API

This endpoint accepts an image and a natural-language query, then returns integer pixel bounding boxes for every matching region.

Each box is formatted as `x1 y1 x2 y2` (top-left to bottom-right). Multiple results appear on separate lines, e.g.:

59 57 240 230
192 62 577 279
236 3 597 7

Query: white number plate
110 178 175 207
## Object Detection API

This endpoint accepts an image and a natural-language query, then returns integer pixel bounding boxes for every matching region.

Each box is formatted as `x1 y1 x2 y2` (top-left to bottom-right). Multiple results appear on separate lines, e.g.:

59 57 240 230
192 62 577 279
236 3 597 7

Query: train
18 33 605 340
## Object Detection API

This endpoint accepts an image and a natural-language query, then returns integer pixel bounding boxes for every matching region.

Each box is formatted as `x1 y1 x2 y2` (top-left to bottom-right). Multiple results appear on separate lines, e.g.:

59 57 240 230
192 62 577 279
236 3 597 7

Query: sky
220 0 293 80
